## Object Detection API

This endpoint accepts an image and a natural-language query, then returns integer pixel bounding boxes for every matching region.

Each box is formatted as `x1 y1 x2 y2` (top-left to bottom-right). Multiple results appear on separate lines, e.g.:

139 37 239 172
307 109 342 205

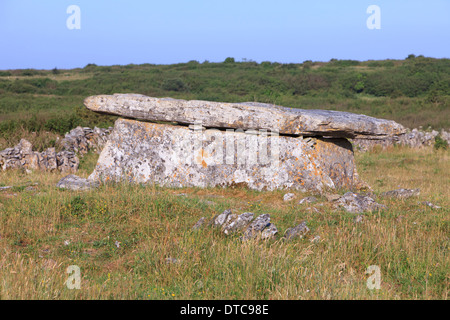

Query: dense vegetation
0 56 449 149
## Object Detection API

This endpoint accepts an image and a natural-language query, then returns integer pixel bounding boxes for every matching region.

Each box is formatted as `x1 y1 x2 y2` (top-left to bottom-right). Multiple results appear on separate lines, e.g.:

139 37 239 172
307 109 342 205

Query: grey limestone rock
336 192 386 213
381 188 420 199
242 214 271 240
298 196 318 204
261 224 278 240
192 217 206 230
283 193 295 202
284 221 310 241
56 174 99 191
84 94 406 139
421 201 441 209
222 212 254 235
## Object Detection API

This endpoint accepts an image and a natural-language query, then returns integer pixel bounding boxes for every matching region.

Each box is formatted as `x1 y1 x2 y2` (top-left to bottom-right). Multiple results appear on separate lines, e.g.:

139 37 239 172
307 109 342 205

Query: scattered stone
64 240 70 246
381 188 420 199
56 174 99 191
298 196 317 204
311 235 321 243
283 193 295 202
192 217 206 230
421 201 441 209
325 193 341 202
0 186 13 191
305 207 320 213
353 215 365 223
242 214 271 240
221 213 238 232
261 224 278 240
223 212 254 235
211 209 232 227
165 257 180 265
114 241 121 248
336 192 386 214
284 221 310 241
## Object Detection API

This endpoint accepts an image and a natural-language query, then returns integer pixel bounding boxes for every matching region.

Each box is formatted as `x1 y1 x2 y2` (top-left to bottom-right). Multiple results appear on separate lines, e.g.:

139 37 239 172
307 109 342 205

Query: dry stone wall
0 126 112 173
352 128 450 151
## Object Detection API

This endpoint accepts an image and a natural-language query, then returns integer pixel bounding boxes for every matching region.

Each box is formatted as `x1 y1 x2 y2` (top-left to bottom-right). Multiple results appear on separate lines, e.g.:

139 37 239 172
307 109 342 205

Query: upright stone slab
88 118 359 192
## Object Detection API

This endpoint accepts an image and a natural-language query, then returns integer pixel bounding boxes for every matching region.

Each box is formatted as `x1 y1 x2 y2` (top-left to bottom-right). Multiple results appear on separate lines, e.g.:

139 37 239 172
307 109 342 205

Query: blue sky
0 0 449 69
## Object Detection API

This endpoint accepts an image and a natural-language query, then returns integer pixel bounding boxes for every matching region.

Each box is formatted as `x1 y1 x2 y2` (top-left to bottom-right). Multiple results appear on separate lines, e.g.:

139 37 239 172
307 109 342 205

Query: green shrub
161 78 189 92
329 60 360 67
44 114 82 135
434 135 449 150
224 57 235 63
9 81 37 93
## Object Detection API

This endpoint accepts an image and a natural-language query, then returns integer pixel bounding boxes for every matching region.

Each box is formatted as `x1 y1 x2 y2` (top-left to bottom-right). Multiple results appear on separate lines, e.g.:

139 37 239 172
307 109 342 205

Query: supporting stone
88 118 359 192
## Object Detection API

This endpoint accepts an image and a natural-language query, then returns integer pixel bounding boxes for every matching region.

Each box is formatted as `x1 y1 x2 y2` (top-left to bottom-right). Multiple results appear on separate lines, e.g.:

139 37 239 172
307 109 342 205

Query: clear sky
0 0 449 69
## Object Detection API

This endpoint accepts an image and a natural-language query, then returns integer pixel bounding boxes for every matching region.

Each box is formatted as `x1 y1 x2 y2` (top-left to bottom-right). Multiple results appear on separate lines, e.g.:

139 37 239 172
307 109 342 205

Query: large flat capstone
87 118 360 192
84 94 406 139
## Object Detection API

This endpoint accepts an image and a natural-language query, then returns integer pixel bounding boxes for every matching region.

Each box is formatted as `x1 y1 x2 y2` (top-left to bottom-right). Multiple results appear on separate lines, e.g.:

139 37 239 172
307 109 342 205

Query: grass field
0 146 448 299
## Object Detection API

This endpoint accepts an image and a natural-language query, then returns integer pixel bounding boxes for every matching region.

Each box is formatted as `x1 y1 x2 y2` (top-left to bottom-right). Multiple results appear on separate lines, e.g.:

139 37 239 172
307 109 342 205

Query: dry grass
0 146 448 300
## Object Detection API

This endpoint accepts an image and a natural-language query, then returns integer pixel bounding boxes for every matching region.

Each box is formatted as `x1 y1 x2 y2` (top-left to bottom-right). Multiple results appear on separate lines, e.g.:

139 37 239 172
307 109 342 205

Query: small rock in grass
353 215 365 223
261 224 278 240
211 209 232 227
305 207 320 213
325 193 341 202
223 212 254 235
299 196 317 205
336 192 386 214
381 188 420 199
165 257 180 265
284 221 310 241
56 174 99 191
421 201 441 209
242 214 271 240
283 193 295 202
192 217 206 230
